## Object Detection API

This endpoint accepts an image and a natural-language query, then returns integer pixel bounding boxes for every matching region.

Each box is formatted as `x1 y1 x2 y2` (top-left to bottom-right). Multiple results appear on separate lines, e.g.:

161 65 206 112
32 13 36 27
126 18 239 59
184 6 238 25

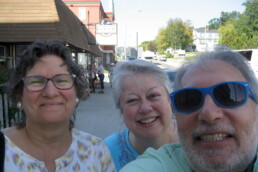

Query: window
15 44 27 56
79 7 86 20
0 46 5 56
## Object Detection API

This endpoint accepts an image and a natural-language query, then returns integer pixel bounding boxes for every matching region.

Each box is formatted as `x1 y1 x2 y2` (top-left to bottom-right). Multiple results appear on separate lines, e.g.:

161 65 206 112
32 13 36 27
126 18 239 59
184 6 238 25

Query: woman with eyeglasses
2 41 115 172
104 60 179 171
121 50 258 172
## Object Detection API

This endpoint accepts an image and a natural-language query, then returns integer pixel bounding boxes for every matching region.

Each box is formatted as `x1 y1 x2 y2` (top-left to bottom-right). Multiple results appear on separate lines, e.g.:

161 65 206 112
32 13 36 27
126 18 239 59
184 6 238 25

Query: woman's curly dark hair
8 40 87 129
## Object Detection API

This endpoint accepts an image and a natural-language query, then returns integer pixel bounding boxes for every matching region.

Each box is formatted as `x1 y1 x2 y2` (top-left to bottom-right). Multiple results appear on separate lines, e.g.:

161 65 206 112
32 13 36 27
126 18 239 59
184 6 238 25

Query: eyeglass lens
173 82 247 113
24 74 74 91
213 83 246 106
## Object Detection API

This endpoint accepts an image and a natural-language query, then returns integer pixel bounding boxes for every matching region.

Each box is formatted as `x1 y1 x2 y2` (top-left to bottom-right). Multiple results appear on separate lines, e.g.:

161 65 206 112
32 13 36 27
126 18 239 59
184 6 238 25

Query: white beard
178 118 258 172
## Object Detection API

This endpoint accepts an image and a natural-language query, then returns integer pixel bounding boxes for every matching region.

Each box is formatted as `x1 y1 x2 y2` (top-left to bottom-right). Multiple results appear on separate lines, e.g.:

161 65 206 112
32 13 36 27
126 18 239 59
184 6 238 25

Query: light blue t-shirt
104 129 139 171
121 143 258 172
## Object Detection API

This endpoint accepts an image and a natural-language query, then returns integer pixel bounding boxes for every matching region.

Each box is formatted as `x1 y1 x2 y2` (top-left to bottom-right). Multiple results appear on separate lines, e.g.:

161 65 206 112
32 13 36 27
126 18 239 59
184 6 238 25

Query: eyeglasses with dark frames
23 74 76 92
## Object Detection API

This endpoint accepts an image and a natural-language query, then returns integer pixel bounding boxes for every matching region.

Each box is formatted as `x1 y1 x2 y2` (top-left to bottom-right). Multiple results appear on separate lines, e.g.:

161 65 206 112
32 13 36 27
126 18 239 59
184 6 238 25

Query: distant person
97 62 105 93
121 50 258 172
89 64 97 93
108 63 115 88
104 60 178 171
2 41 115 171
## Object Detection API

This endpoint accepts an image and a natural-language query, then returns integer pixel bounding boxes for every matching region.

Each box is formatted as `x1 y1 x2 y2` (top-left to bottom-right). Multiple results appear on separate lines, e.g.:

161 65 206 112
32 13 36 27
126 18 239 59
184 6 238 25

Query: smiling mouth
138 117 159 124
197 134 232 142
41 103 62 107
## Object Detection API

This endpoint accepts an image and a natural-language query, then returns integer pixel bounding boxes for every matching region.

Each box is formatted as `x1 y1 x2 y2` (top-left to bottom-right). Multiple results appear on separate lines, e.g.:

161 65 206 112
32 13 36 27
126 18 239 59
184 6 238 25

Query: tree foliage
147 41 157 52
140 0 257 52
208 18 221 30
139 41 150 51
209 0 258 49
155 28 170 53
218 23 249 49
155 18 193 52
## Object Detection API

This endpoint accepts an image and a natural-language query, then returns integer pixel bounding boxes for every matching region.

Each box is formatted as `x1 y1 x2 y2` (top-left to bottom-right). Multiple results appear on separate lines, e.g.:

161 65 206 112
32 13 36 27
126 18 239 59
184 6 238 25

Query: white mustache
191 123 236 138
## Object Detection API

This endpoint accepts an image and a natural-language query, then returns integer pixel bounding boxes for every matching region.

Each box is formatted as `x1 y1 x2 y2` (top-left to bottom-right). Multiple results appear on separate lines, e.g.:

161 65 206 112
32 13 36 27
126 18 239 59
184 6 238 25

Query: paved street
75 74 126 139
75 58 185 139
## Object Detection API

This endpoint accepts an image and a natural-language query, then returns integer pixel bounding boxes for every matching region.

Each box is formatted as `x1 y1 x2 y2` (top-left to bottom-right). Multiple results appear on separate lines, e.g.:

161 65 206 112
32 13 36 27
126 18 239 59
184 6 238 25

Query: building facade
0 0 102 72
63 0 116 67
193 28 219 52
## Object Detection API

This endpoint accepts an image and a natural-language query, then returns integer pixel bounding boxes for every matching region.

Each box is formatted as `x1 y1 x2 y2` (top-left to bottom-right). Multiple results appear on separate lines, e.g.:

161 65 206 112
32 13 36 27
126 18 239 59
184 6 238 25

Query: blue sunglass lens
173 82 248 113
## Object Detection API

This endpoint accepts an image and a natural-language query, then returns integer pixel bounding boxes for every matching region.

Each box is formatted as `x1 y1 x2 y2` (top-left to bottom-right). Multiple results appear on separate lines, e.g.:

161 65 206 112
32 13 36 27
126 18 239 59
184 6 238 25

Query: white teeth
200 134 228 142
140 118 156 124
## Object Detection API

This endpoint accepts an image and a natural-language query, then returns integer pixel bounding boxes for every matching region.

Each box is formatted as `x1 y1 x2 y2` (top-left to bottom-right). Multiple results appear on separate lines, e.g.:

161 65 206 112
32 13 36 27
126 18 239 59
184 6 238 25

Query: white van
234 49 258 77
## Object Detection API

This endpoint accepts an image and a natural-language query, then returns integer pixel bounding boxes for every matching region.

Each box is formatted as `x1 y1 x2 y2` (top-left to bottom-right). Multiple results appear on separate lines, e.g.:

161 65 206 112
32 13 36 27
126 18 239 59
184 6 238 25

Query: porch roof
0 0 102 56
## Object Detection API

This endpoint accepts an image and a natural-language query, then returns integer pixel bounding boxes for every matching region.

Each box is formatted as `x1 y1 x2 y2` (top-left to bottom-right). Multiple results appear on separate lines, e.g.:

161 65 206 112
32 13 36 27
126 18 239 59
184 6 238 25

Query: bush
166 52 174 58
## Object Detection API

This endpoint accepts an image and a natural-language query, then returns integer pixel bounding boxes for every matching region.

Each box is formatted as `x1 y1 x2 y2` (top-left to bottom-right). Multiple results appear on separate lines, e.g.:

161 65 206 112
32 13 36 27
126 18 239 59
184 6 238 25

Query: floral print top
4 128 116 172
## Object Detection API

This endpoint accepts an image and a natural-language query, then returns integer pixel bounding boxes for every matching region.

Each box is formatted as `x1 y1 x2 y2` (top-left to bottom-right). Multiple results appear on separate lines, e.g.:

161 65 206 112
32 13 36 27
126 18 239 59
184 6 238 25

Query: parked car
144 56 153 62
128 57 136 61
158 55 167 62
163 69 177 88
126 56 136 61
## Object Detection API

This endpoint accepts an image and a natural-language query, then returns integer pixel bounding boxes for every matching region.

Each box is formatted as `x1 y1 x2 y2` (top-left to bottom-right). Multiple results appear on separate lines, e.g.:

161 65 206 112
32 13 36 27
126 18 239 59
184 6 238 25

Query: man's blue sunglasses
170 81 256 114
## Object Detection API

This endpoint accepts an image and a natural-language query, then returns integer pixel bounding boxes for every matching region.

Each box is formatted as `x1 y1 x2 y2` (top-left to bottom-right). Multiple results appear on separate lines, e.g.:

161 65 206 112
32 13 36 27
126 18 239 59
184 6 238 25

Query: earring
75 98 79 104
17 102 22 109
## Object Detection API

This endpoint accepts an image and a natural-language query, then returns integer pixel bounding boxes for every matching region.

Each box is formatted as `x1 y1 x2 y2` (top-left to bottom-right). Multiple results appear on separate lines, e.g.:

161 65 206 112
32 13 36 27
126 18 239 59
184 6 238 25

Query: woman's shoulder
104 129 128 144
2 127 25 145
72 128 103 143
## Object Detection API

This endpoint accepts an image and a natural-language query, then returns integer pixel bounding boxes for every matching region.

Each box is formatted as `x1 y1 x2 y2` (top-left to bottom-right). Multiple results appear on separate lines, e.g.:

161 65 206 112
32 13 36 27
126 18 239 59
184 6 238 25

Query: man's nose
197 95 223 123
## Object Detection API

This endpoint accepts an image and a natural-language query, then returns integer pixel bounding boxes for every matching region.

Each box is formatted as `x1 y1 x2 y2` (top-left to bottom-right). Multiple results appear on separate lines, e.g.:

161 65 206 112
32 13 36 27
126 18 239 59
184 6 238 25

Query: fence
0 84 20 129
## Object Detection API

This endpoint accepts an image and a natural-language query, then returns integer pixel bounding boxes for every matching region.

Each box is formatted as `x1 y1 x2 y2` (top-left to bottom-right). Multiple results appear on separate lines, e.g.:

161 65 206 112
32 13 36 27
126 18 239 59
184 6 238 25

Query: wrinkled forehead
181 59 246 87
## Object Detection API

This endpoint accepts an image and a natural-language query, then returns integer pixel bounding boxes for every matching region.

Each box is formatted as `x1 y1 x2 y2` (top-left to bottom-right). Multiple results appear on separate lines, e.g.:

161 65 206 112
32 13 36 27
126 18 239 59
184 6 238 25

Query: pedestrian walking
98 62 105 93
108 63 115 88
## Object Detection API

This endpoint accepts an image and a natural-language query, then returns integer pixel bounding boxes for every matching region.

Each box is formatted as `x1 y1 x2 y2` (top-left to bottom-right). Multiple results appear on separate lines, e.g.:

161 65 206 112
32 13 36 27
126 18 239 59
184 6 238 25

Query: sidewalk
75 73 126 139
165 58 185 68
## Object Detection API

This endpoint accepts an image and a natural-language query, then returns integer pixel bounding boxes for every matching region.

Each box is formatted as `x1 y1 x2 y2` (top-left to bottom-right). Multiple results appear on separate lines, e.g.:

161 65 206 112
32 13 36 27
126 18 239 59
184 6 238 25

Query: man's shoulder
121 143 192 172
142 143 181 161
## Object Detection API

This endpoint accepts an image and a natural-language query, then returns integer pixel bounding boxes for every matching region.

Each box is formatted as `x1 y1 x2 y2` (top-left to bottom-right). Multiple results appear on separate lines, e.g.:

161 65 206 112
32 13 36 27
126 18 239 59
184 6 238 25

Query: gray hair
174 50 258 101
112 60 172 109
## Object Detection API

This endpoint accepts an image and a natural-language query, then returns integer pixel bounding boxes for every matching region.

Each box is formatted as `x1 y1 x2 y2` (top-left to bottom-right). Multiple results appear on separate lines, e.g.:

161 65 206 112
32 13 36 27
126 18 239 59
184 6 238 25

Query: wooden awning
0 0 102 56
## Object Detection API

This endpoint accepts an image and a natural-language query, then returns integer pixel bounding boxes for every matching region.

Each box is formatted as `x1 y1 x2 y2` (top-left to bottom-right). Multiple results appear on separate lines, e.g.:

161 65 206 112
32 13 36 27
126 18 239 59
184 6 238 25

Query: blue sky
101 0 246 47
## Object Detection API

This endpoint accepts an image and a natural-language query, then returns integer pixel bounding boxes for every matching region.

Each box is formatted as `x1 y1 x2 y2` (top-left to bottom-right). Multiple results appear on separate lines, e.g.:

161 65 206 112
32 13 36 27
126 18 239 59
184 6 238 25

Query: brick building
62 0 116 67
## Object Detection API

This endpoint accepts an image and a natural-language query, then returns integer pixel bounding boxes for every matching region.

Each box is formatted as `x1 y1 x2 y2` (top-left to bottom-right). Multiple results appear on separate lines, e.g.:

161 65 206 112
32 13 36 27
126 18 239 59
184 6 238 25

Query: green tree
218 0 258 49
219 23 249 49
242 0 258 47
155 28 170 53
220 11 241 25
139 41 150 51
164 18 193 50
147 41 157 52
208 18 221 30
208 11 241 30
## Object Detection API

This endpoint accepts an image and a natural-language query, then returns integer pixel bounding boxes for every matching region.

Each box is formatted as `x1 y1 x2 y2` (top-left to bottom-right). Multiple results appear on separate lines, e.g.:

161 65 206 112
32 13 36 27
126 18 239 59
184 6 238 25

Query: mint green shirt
121 143 258 172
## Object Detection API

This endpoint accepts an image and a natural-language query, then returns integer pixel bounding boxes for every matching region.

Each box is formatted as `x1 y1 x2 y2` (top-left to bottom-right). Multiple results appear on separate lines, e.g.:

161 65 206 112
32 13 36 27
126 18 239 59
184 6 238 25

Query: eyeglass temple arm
249 89 257 103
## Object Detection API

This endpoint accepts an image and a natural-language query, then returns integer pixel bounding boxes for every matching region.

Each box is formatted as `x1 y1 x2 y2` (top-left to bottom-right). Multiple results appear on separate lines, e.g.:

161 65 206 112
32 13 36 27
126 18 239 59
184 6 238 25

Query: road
75 58 185 139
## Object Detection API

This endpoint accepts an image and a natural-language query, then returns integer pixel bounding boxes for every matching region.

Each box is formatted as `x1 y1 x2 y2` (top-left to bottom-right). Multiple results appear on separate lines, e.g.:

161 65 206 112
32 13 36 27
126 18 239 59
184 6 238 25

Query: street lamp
124 9 142 61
